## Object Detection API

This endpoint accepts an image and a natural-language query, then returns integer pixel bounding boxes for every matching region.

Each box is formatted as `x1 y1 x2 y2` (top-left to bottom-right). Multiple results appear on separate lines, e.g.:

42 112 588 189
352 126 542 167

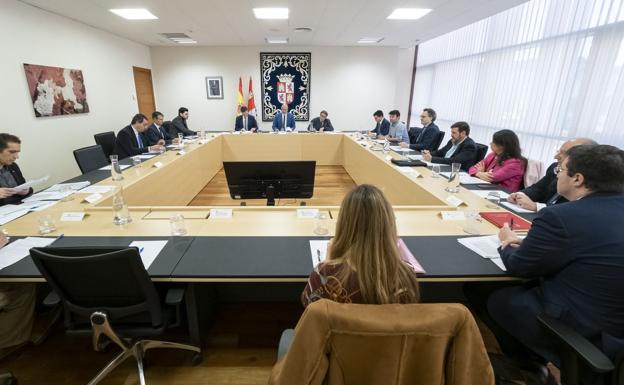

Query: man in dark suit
171 107 197 137
507 137 597 212
308 110 334 132
113 114 164 159
401 108 439 151
272 104 296 132
145 111 177 145
488 144 624 366
369 110 390 138
422 121 477 171
0 134 33 206
235 106 258 132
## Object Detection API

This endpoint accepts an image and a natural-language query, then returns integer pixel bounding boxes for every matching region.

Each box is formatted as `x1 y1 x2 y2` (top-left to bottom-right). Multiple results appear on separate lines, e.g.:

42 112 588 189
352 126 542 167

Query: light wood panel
133 66 156 119
189 165 356 206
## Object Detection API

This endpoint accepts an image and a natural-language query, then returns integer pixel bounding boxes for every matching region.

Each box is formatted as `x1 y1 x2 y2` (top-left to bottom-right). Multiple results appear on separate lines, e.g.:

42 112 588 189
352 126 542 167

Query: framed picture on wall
205 76 224 99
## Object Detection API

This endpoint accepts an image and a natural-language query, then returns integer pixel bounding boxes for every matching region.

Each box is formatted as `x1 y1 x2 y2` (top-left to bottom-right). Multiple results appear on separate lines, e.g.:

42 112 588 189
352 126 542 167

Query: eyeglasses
554 165 568 174
419 115 427 118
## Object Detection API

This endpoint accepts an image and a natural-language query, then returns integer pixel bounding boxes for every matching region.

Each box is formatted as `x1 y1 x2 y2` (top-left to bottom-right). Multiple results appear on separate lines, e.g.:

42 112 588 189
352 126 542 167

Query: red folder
479 212 531 231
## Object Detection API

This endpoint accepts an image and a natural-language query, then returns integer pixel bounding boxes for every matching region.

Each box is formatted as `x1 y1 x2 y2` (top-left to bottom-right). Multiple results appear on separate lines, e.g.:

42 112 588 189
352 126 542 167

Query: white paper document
470 190 510 199
14 175 49 192
0 209 30 226
0 237 56 270
78 185 114 194
129 240 168 269
210 208 233 219
458 235 501 259
0 201 55 223
390 146 409 152
136 154 156 160
22 191 73 202
440 211 466 221
99 165 130 171
309 240 329 267
297 208 319 219
407 155 423 160
500 201 535 213
440 172 490 185
45 181 90 192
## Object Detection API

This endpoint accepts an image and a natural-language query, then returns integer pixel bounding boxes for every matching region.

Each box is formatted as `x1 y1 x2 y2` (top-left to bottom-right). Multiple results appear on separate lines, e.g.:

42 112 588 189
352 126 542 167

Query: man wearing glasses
401 108 439 151
507 137 596 212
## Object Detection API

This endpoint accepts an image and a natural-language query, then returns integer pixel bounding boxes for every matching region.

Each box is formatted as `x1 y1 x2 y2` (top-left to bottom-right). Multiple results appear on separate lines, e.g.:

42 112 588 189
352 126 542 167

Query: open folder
479 212 531 231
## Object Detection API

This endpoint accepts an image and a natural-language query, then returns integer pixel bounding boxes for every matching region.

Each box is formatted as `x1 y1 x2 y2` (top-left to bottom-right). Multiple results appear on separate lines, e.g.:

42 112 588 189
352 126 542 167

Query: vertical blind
411 0 624 166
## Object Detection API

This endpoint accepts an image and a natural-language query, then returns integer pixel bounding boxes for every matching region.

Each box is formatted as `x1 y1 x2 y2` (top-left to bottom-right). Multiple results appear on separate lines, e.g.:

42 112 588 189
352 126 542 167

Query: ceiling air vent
160 33 196 44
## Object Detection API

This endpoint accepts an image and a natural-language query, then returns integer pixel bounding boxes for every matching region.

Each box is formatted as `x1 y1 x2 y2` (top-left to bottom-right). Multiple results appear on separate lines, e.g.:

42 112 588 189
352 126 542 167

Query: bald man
272 104 296 132
507 138 597 212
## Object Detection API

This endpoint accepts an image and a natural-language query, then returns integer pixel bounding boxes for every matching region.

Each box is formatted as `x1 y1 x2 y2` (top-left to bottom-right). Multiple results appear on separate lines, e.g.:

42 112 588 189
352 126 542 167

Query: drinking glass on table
59 184 74 202
486 191 502 209
132 156 141 168
430 164 441 178
169 213 187 236
313 212 329 235
38 214 57 235
445 163 461 193
462 211 481 235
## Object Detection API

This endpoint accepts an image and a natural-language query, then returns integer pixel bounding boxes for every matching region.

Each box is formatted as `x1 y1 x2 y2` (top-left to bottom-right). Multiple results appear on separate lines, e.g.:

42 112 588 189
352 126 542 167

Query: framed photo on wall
205 76 224 99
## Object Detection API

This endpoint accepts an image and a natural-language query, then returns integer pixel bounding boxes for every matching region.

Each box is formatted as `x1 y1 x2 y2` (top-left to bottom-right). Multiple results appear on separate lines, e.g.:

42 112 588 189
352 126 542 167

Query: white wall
150 46 413 132
0 1 151 187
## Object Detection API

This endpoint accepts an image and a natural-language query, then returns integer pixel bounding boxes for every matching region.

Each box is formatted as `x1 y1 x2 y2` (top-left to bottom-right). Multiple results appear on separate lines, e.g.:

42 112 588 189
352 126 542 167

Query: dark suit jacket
0 163 33 206
309 117 334 131
272 112 296 131
145 123 173 145
113 125 150 159
520 162 567 205
409 123 439 151
430 137 477 171
235 114 258 132
171 116 197 136
493 192 624 362
371 118 390 136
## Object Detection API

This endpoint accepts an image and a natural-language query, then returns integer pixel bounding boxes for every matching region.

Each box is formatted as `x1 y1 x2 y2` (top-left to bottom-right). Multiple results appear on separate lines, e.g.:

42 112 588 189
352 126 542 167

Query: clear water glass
132 156 141 168
430 164 441 178
445 163 461 193
313 212 329 235
38 214 57 235
486 191 502 209
178 133 184 149
169 213 188 236
462 211 482 235
59 184 74 202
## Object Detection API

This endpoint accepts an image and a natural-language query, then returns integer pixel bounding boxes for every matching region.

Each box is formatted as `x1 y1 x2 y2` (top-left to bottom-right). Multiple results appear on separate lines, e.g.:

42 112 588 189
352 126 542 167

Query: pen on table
55 233 64 241
139 247 144 254
316 249 321 263
510 218 514 229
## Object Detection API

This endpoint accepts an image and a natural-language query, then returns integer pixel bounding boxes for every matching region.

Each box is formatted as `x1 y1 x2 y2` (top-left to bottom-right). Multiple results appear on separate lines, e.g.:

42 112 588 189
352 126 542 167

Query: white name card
297 208 319 219
210 208 233 219
440 211 466 221
83 193 103 204
153 161 164 168
177 150 186 155
60 212 86 222
446 196 466 207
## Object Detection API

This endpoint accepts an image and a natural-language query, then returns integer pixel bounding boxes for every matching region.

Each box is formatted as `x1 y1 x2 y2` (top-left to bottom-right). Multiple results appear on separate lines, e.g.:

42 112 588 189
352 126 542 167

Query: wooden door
133 66 156 118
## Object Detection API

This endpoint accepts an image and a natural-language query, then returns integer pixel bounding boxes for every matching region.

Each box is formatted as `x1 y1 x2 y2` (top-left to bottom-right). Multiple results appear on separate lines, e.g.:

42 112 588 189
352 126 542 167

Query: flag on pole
236 77 244 115
247 77 256 116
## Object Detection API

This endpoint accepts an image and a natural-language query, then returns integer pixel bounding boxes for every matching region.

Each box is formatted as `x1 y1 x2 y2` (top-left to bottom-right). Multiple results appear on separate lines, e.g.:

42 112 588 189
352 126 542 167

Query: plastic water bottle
112 188 132 225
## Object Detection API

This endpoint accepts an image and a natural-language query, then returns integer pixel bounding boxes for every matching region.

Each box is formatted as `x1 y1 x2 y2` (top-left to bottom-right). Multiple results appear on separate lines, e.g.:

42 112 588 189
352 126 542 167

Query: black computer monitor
223 161 316 206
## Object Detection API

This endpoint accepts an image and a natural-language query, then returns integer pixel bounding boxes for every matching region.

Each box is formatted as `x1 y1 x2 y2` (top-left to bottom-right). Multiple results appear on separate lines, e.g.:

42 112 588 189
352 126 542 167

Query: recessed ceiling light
109 9 158 20
387 8 432 20
266 37 289 44
253 8 289 19
357 37 384 44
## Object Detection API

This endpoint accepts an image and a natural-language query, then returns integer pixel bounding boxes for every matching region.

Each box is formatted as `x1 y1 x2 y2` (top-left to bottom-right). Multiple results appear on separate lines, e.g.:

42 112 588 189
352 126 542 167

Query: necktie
158 126 163 139
244 117 247 131
283 115 286 130
137 133 144 148
416 126 427 143
546 193 560 205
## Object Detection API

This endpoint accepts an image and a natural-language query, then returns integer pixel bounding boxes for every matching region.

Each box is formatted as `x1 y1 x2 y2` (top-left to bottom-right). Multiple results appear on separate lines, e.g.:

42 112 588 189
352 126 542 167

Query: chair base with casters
87 311 200 385
0 372 16 385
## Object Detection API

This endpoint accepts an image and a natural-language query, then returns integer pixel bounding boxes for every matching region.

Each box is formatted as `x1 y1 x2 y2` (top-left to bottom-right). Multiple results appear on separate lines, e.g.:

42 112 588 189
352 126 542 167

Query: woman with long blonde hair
301 184 420 306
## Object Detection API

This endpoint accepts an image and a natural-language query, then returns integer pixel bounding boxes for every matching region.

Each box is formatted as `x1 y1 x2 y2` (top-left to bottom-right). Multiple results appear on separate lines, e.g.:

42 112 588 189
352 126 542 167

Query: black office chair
163 121 176 137
73 145 108 174
431 131 445 151
93 131 116 160
407 127 423 144
538 314 623 385
476 143 489 162
30 247 201 385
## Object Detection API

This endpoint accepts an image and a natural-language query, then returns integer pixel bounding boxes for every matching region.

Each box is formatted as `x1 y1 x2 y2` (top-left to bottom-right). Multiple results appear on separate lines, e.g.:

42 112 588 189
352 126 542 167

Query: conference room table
0 131 532 345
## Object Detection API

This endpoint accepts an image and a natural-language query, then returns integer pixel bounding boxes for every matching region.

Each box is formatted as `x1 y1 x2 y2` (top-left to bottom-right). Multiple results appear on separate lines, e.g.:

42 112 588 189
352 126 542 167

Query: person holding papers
272 104 296 132
308 110 334 132
386 110 409 144
234 106 258 132
483 145 624 369
422 121 477 171
0 134 32 206
301 184 420 307
114 114 164 159
369 110 390 138
468 129 526 192
507 137 597 212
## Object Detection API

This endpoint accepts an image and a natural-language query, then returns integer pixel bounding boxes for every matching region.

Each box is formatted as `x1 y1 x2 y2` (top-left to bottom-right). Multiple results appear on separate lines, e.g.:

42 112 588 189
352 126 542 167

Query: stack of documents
457 235 507 271
0 201 57 225
499 201 535 213
0 237 56 270
45 181 90 192
440 172 490 185
14 175 49 192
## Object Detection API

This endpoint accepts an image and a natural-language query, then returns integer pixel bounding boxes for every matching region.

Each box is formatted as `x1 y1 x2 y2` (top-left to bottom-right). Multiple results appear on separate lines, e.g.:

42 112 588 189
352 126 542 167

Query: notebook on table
479 212 531 231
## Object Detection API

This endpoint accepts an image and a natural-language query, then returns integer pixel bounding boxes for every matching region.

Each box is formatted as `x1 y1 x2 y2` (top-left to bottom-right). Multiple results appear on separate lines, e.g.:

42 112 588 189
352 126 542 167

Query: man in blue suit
487 144 624 366
401 108 439 151
235 106 259 132
369 110 390 138
145 111 176 145
272 104 296 132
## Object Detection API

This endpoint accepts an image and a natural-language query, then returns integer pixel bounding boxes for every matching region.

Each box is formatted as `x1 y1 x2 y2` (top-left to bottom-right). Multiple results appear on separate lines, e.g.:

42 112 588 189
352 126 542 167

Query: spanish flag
236 77 244 115
247 77 256 116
